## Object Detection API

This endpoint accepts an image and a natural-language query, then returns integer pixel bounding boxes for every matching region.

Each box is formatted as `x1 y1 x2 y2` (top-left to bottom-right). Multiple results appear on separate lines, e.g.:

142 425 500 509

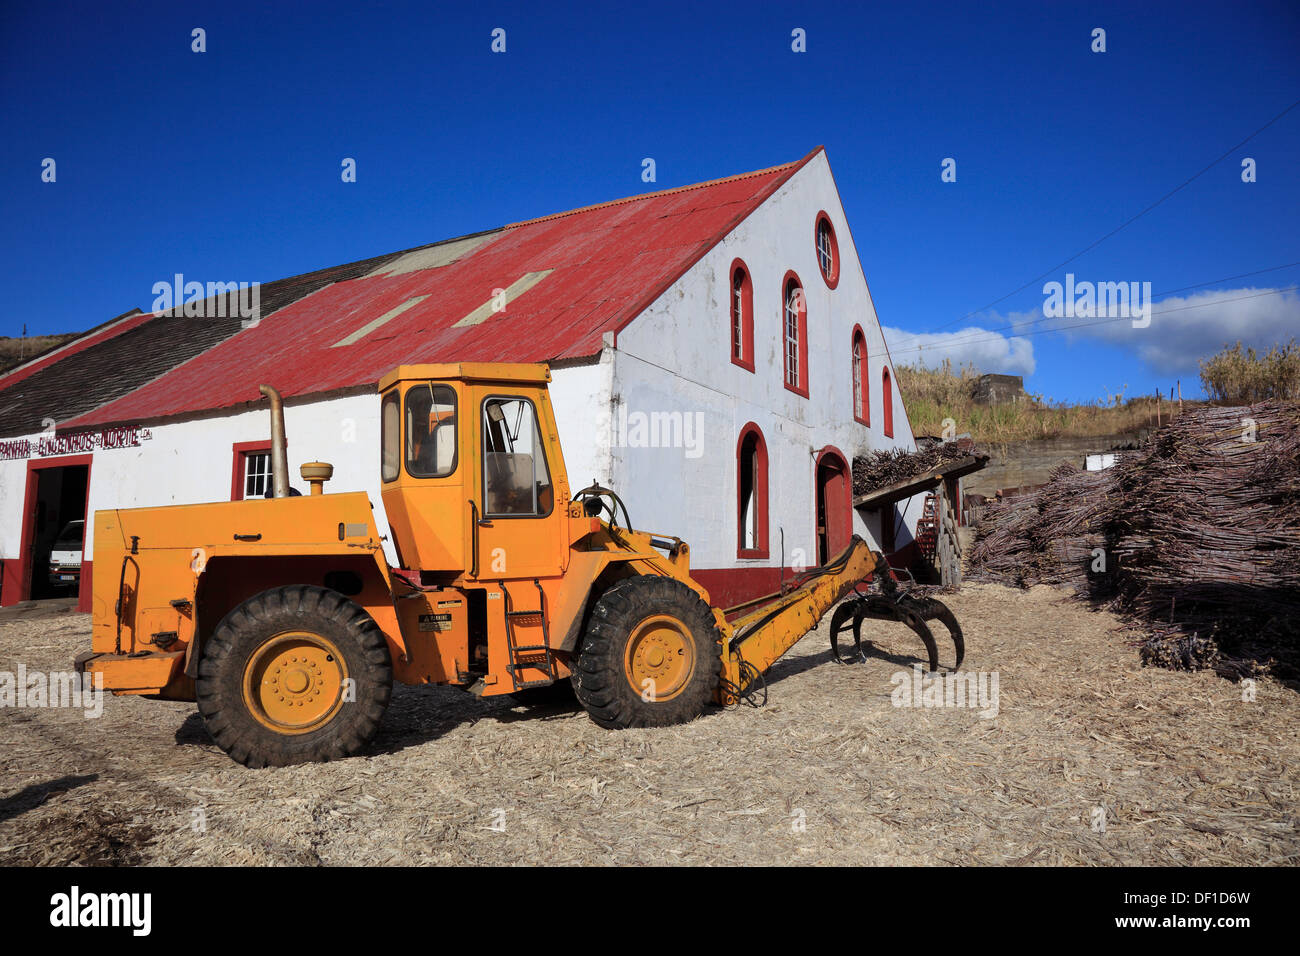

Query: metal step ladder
915 493 940 561
499 579 557 691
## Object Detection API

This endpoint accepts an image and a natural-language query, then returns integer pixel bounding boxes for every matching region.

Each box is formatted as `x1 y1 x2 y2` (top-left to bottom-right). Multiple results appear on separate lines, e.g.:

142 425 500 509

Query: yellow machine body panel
87 492 393 697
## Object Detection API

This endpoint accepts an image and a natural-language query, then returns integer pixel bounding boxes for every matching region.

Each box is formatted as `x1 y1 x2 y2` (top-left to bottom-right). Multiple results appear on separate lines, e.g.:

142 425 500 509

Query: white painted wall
614 151 922 570
546 356 615 494
0 456 32 561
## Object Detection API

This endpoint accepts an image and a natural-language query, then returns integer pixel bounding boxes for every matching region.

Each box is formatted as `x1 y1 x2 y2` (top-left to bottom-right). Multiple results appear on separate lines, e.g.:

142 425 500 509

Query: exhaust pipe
258 385 290 499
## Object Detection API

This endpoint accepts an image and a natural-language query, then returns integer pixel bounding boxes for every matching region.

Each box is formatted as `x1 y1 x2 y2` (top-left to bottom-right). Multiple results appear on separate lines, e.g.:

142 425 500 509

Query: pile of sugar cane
968 402 1300 680
852 442 971 495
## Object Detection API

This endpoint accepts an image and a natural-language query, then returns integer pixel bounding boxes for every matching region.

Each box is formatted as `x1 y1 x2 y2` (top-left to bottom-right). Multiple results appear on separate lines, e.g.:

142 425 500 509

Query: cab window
405 384 458 478
482 396 553 516
381 391 400 482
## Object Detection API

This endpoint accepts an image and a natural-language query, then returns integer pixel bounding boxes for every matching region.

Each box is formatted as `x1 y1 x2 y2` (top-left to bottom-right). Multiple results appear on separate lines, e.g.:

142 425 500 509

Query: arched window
815 212 839 288
851 326 868 425
882 367 894 438
782 271 808 398
737 423 769 558
730 259 754 372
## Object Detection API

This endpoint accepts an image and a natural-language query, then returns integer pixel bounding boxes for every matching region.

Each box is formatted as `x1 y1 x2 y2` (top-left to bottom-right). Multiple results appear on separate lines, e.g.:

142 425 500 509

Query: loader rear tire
196 585 392 768
573 576 722 729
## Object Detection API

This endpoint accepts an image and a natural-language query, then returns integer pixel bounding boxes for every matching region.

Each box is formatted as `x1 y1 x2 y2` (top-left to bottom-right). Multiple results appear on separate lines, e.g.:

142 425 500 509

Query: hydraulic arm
716 535 966 704
717 537 884 702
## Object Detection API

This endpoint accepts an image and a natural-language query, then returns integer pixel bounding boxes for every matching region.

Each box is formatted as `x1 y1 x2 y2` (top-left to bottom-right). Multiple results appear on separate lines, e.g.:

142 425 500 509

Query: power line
1146 284 1298 317
924 96 1300 335
1152 260 1300 297
893 285 1298 357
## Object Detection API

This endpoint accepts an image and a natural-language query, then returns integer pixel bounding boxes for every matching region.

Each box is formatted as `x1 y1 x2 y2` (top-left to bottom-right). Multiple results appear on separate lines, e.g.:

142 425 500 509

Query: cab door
379 381 467 573
468 387 568 581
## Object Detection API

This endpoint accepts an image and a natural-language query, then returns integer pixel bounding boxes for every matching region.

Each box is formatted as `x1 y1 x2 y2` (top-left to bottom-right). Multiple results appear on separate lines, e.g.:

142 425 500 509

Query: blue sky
2 0 1297 402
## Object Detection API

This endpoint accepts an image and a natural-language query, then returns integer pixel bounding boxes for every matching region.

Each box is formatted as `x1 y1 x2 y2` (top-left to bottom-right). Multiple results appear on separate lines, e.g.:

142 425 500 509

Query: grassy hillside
896 360 1176 444
0 333 80 374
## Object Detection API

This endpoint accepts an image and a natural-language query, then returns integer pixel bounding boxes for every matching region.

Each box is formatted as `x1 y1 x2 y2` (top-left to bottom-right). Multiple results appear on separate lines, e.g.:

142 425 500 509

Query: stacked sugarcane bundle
852 442 971 495
968 463 1116 590
968 401 1300 679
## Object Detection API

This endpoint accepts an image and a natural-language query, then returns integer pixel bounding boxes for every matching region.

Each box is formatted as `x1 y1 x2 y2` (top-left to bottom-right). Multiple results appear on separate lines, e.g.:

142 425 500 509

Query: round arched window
815 212 839 288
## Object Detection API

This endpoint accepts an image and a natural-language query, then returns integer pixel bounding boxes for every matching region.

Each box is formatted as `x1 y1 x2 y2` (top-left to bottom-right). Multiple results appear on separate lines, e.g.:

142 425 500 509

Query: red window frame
781 271 809 399
815 211 840 289
736 422 769 559
729 258 755 372
851 325 869 425
882 367 895 438
231 440 273 500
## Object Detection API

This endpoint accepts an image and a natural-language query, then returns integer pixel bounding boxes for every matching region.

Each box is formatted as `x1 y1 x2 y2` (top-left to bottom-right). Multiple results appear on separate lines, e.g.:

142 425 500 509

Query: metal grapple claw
829 576 965 672
829 601 866 664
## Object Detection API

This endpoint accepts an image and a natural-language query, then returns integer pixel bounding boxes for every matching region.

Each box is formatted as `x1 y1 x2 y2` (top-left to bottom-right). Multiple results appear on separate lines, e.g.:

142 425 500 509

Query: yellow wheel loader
77 363 963 767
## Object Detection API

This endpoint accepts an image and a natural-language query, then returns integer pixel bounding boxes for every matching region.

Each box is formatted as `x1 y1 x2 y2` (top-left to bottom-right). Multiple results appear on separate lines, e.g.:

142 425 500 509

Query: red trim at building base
8 553 918 616
691 566 786 612
0 558 21 606
694 544 922 612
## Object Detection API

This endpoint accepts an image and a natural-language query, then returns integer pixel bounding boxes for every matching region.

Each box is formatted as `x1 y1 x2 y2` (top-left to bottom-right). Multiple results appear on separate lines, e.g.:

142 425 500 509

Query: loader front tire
197 585 392 767
573 576 722 729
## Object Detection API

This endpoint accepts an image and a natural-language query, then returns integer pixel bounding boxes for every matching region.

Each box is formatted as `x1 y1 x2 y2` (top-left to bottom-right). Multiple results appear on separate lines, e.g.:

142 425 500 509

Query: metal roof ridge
501 148 823 230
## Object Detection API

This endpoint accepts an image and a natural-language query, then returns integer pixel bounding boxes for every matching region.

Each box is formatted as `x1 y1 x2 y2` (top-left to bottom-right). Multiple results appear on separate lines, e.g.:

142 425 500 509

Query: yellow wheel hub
624 614 695 702
242 631 348 734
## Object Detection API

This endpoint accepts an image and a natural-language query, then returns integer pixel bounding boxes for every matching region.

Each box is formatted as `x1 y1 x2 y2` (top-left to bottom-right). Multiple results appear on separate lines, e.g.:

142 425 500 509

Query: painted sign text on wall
0 426 152 461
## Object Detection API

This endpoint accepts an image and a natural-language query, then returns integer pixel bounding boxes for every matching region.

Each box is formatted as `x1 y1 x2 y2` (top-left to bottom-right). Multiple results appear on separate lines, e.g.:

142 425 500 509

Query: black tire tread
196 585 392 767
572 575 722 729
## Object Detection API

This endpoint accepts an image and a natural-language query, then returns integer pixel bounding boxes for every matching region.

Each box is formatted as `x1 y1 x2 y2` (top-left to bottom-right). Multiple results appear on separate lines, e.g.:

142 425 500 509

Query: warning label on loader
418 613 452 632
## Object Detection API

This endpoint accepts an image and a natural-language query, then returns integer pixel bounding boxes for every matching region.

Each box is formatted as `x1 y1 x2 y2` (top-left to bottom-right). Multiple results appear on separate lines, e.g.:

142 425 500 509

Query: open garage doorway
815 448 851 566
18 455 91 605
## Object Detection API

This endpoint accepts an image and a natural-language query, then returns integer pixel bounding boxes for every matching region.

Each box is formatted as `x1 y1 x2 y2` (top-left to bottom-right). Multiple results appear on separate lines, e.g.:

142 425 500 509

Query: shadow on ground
0 773 98 824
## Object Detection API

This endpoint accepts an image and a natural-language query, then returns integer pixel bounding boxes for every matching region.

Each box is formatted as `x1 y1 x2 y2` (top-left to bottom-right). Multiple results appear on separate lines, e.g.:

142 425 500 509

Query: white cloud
882 324 1036 376
1058 286 1300 373
884 286 1299 381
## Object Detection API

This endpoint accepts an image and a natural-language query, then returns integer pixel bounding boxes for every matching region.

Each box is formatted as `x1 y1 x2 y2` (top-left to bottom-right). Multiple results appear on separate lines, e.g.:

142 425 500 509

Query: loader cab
378 363 572 582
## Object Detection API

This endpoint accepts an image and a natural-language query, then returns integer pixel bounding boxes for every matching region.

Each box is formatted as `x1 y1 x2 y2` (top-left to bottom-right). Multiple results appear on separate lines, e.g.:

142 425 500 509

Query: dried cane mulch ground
2 588 1297 867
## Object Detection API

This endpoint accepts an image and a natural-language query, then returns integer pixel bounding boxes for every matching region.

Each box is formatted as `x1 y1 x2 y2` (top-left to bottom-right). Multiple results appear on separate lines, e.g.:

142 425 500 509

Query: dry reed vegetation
0 333 79 374
1199 339 1300 403
897 360 1168 444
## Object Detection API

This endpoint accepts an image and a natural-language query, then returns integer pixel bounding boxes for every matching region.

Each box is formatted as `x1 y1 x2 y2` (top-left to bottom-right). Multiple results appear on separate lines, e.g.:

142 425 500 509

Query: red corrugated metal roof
65 149 819 429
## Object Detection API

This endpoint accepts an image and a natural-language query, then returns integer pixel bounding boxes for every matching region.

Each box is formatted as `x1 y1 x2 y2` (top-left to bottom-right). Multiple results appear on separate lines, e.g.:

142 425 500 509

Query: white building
0 147 920 612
